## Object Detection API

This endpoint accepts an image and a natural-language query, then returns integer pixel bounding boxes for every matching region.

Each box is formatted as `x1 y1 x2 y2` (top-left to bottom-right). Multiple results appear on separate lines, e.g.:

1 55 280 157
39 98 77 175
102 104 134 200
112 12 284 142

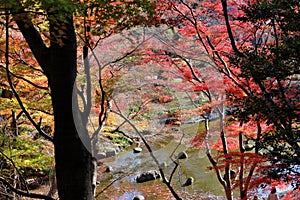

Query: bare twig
0 150 29 193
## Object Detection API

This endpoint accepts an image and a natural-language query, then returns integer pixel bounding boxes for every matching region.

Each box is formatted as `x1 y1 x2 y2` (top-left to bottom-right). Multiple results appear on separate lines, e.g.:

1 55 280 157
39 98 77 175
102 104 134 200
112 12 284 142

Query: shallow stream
95 132 227 200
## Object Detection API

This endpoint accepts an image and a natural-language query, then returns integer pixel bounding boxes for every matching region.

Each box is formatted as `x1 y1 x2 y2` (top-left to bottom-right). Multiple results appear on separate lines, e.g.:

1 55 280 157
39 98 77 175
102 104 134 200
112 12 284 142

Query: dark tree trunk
13 9 94 200
48 17 93 200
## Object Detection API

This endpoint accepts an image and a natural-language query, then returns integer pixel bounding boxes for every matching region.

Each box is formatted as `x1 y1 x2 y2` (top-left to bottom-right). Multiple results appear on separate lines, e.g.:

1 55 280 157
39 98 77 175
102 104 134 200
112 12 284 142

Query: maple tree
153 0 300 199
237 0 300 187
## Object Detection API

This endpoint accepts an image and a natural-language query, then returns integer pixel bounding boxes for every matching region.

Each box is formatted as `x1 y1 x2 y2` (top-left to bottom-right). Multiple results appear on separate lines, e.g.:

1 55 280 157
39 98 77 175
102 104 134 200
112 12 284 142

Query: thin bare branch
0 65 48 90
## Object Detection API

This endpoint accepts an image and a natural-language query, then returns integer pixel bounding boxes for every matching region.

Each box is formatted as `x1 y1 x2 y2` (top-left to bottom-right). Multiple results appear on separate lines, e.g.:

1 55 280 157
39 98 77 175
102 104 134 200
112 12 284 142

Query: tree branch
0 150 29 193
173 1 211 55
204 118 226 187
220 0 244 57
5 11 53 142
11 5 50 75
0 65 49 90
5 67 53 142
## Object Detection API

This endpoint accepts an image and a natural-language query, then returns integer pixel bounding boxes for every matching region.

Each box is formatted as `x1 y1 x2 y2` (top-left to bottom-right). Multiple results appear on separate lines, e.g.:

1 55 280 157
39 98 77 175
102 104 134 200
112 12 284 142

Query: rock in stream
136 170 161 183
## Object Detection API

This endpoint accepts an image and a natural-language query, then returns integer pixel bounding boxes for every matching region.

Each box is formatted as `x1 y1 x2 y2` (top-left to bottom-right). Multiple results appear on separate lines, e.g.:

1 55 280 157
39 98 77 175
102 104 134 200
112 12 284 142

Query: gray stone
185 177 194 186
106 149 117 157
136 170 161 183
177 151 188 159
96 152 106 159
105 166 113 172
182 177 194 187
133 147 142 153
95 139 120 158
133 195 145 200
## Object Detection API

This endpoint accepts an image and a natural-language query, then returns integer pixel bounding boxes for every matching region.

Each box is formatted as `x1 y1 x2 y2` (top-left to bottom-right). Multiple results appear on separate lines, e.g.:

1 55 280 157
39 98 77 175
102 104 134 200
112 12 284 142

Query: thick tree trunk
48 18 94 200
14 9 94 199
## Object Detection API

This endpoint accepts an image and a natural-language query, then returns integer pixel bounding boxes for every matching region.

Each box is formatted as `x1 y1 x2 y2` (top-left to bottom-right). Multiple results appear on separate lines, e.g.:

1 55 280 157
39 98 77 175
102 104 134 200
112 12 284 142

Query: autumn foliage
0 0 299 199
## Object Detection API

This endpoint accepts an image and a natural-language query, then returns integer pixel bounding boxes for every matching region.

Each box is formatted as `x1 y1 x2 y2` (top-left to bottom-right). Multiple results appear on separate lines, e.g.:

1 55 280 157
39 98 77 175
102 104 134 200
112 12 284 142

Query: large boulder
95 147 119 159
95 138 120 159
